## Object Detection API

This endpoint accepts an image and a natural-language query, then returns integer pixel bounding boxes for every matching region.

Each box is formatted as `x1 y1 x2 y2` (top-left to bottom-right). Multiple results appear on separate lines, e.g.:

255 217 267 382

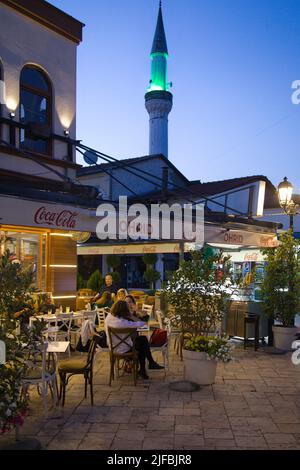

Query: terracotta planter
183 349 217 385
272 325 298 351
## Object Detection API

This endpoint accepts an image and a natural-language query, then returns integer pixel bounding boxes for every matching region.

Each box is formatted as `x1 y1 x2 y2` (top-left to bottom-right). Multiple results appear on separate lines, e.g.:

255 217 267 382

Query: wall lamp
64 129 70 137
9 112 15 119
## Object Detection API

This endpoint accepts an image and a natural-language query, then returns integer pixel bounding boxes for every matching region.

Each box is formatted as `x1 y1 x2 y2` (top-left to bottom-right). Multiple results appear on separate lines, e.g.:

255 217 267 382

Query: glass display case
231 260 266 301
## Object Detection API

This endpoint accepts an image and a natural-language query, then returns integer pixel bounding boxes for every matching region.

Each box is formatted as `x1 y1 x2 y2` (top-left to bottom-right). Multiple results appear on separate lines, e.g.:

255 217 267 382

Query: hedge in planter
261 230 300 349
163 248 234 384
164 248 233 336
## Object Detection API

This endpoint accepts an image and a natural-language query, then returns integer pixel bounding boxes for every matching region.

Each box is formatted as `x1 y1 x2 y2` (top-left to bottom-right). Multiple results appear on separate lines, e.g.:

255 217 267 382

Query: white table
47 341 70 354
29 311 96 327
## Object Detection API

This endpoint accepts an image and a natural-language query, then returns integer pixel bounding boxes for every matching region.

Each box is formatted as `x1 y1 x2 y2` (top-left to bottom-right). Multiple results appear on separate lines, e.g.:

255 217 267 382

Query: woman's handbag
149 328 167 347
98 330 108 348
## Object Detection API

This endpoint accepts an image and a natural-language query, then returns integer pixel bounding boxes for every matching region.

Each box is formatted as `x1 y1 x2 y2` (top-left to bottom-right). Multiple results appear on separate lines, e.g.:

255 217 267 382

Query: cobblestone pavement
1 342 300 450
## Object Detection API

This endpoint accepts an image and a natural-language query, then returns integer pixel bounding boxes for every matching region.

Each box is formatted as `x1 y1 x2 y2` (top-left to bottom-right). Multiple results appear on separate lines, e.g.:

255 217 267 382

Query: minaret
145 1 173 159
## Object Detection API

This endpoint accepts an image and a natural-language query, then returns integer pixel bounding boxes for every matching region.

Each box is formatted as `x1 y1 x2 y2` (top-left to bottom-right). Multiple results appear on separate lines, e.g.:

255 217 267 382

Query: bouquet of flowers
184 335 234 363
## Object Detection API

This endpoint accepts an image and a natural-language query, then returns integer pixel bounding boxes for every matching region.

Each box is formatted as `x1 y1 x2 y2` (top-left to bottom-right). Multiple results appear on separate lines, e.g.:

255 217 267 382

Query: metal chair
21 342 58 416
107 327 139 386
150 310 169 373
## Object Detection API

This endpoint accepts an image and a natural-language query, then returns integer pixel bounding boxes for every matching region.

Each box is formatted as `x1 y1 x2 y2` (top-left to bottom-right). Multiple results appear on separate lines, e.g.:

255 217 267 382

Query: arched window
20 66 52 155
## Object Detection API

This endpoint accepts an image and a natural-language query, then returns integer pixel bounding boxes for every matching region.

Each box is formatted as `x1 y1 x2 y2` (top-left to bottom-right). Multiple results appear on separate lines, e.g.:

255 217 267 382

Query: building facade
0 0 98 308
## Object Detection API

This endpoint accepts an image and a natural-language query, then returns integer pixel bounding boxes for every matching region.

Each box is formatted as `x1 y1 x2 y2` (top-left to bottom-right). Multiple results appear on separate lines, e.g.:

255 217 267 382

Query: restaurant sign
205 228 278 248
0 195 97 232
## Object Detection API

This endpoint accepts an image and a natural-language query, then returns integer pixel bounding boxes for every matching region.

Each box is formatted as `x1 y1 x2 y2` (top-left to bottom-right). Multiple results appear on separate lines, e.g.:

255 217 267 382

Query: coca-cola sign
34 206 78 229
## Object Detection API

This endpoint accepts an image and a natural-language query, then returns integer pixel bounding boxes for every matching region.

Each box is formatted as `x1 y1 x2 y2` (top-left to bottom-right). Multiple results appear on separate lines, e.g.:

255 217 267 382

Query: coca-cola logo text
34 206 78 229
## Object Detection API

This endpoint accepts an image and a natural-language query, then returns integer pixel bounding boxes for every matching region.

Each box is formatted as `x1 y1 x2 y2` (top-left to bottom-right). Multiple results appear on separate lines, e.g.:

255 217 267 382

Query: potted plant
261 230 300 350
184 335 234 384
163 248 233 385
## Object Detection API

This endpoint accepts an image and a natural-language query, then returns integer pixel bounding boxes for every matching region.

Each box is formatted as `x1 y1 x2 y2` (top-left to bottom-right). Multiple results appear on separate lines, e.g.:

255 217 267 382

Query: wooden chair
142 304 154 320
107 327 139 386
95 308 106 332
58 334 100 406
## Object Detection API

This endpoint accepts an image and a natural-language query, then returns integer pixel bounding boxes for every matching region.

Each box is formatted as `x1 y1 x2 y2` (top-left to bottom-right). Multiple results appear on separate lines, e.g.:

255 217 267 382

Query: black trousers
134 335 155 372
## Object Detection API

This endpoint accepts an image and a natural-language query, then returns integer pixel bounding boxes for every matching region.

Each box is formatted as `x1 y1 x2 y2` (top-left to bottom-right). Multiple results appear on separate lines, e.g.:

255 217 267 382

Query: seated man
92 274 117 308
39 296 56 315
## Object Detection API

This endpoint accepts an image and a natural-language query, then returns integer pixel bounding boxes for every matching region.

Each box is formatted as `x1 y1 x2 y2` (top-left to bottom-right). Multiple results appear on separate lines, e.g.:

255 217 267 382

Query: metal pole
179 240 185 265
290 212 294 234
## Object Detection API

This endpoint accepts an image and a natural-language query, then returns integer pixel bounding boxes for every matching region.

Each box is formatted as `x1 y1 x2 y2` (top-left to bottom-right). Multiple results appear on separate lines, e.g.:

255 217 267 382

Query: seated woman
125 295 149 322
116 288 128 302
105 300 163 379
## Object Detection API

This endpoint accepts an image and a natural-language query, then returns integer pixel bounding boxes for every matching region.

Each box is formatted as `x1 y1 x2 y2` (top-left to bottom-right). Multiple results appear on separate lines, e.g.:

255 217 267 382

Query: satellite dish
83 150 98 165
71 231 91 243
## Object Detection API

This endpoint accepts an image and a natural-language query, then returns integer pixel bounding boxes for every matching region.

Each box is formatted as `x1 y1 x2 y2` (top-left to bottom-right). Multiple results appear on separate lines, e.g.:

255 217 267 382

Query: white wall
0 3 78 179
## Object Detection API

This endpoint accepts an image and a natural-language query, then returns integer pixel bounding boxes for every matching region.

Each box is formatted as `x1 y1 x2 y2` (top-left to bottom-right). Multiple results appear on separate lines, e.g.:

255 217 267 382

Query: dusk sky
51 0 300 190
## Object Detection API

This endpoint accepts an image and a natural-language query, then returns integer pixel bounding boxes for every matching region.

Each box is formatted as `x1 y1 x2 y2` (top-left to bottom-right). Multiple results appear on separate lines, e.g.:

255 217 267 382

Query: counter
224 300 269 339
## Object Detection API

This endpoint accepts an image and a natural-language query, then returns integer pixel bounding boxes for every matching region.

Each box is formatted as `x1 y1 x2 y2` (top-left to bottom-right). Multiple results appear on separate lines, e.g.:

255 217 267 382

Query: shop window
0 230 47 290
20 66 52 155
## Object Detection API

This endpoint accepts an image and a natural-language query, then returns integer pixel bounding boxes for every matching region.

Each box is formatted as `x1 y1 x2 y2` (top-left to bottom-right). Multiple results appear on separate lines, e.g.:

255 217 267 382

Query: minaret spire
151 1 168 56
145 2 173 159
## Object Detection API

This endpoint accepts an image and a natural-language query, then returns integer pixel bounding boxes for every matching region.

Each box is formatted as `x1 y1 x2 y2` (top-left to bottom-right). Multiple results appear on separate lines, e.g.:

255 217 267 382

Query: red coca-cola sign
34 206 78 229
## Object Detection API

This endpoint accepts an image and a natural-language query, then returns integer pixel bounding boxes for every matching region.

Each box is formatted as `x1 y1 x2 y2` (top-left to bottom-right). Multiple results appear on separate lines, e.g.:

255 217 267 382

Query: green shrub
261 230 300 327
142 253 158 266
86 270 103 292
77 273 86 290
111 271 121 285
106 255 121 270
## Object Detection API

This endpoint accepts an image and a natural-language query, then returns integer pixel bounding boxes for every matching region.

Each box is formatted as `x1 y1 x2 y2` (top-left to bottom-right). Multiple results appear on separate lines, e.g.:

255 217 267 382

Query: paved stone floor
2 341 300 450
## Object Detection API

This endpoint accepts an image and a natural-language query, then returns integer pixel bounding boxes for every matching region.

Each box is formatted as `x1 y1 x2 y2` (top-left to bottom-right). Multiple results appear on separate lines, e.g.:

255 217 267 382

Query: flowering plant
184 335 234 363
0 249 45 436
0 361 28 435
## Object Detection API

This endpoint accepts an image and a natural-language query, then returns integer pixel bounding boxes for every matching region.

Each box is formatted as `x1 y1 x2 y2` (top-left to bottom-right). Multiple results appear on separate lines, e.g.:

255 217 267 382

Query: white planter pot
183 349 217 385
272 325 298 350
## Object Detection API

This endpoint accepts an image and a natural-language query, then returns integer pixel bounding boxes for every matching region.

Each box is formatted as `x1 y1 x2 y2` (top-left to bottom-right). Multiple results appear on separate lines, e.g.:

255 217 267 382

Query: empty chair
150 311 169 373
21 342 58 416
82 310 96 322
58 334 100 406
95 308 106 332
141 304 154 320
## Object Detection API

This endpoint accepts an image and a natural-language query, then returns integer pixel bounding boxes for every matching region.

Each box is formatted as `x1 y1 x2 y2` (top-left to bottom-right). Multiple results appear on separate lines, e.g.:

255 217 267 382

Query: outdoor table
47 341 70 354
29 311 95 327
137 324 151 340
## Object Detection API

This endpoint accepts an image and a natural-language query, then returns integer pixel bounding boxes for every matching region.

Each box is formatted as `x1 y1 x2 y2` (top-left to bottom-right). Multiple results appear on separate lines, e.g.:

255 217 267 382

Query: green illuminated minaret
145 1 173 158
